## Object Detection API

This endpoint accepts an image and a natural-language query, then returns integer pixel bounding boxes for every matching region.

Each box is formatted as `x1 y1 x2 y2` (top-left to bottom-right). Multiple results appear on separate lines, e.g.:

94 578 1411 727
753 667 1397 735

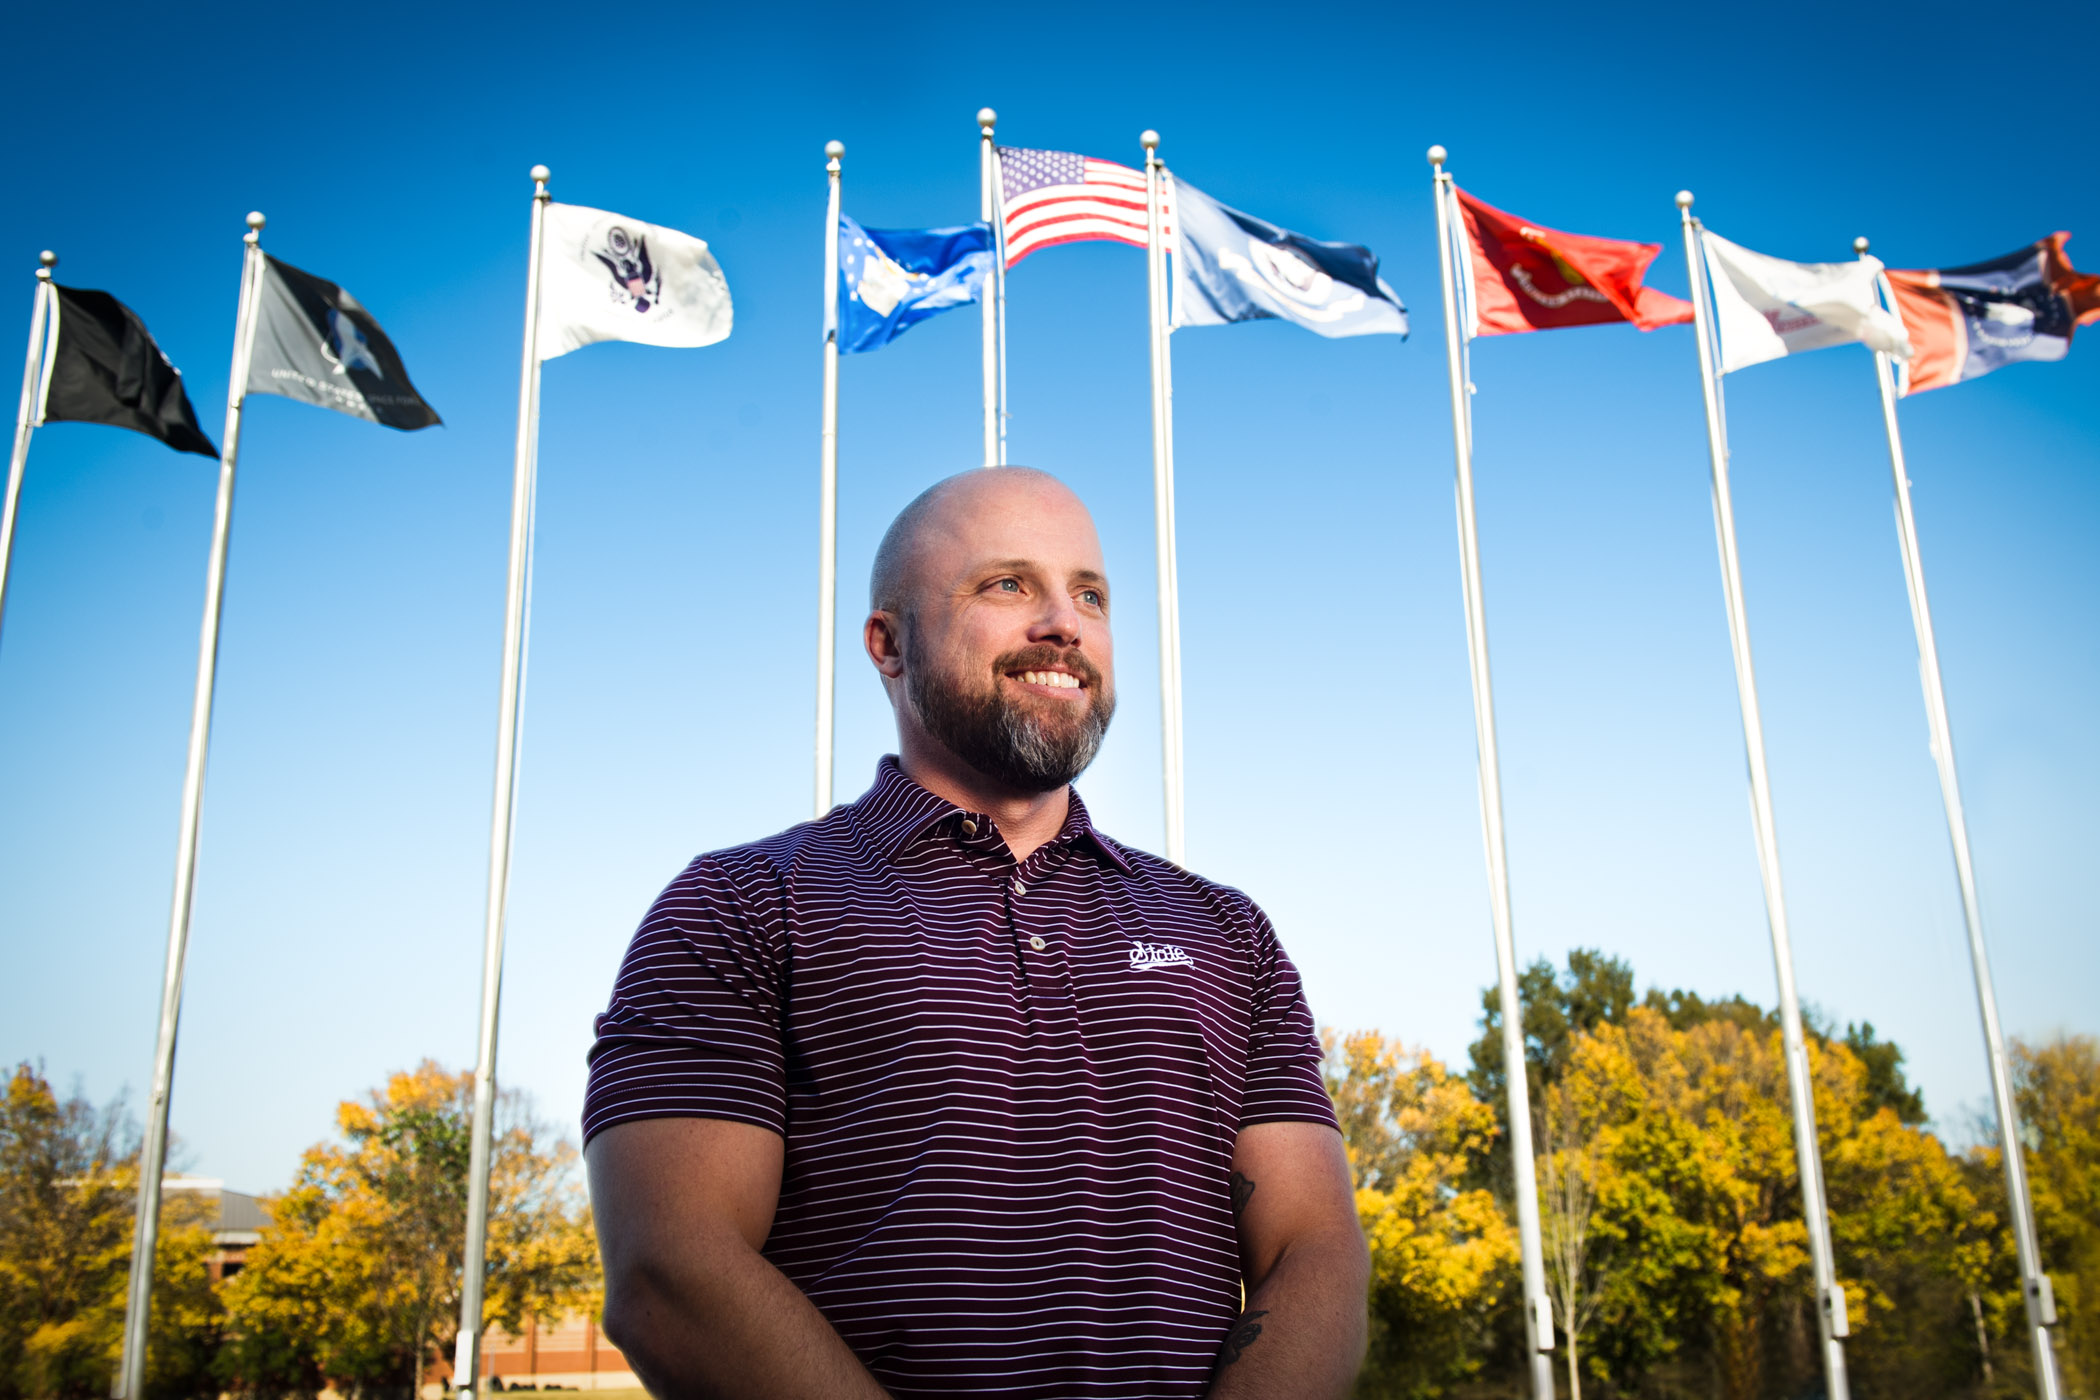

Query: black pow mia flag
40 285 218 457
244 255 440 430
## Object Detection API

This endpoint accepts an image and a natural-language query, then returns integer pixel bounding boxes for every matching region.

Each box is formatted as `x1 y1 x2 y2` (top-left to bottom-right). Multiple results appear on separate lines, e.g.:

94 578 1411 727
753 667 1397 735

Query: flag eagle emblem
593 224 661 313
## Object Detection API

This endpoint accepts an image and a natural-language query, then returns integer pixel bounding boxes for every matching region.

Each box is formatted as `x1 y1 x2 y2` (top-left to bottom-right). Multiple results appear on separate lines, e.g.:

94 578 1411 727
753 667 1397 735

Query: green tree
219 1062 596 1400
0 1063 219 1400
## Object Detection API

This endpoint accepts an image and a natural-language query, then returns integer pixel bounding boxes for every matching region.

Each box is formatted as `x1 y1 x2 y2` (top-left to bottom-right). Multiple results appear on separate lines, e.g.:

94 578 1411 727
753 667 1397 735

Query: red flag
1455 188 1693 335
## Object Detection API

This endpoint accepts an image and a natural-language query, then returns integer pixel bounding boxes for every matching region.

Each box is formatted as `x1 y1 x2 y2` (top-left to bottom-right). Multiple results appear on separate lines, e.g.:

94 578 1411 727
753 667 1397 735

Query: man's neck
895 736 1070 865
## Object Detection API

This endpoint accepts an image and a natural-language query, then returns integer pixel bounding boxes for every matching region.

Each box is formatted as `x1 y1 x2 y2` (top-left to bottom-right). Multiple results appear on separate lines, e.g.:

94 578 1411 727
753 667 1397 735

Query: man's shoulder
674 804 867 891
1088 830 1273 935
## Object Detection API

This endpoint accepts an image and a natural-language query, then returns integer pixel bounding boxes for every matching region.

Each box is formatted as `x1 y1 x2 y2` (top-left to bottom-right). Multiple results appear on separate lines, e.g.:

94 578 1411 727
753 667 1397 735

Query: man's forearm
603 1230 888 1400
1205 1229 1368 1400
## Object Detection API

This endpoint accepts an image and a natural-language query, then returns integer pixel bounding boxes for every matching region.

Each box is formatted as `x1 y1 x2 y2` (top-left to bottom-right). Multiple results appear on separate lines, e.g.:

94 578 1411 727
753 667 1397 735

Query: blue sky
1 0 2093 1194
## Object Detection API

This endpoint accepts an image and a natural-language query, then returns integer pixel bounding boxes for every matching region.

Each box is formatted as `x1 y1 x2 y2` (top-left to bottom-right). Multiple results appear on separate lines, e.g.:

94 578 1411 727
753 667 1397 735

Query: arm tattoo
1217 1308 1270 1369
1229 1170 1256 1218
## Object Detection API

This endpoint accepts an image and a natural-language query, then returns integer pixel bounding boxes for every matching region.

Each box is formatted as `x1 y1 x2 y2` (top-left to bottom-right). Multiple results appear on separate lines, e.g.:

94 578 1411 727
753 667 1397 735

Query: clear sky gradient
1 0 2093 1194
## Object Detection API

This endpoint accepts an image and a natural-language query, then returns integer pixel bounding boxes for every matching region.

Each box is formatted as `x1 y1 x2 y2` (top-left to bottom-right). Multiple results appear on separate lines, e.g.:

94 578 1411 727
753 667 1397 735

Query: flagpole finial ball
38 250 56 268
1675 190 1695 209
825 140 845 161
1140 130 1160 151
246 211 266 231
530 165 551 185
1427 145 1447 166
977 108 996 130
1853 236 1871 254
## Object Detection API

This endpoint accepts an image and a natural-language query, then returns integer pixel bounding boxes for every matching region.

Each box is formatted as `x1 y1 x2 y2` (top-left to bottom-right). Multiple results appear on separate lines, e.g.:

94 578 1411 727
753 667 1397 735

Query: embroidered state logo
1128 940 1195 972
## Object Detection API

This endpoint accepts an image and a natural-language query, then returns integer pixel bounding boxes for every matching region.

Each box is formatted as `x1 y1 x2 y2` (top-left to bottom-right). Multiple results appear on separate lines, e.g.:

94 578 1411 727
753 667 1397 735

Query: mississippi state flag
1452 187 1692 336
1886 233 2100 394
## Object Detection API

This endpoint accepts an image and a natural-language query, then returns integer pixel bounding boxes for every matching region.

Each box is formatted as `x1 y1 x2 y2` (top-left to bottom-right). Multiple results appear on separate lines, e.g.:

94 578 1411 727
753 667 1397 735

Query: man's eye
997 578 1020 592
1080 590 1102 606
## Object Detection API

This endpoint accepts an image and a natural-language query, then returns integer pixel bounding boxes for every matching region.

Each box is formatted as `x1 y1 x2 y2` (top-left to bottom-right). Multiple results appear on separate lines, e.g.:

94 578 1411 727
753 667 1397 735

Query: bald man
584 469 1365 1399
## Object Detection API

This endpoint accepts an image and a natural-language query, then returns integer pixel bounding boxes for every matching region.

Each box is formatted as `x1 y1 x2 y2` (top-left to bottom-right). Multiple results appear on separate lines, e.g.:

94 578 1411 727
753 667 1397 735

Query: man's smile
1011 667 1085 693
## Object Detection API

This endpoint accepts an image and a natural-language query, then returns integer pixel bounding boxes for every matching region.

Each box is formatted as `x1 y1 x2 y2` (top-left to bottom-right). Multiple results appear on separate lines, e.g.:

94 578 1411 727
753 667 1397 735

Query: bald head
862 466 1115 796
870 466 1083 619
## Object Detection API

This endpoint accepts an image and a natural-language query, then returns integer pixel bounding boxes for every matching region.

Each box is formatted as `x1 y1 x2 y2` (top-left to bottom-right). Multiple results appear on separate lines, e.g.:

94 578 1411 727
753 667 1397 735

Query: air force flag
838 216 992 353
1171 177 1406 339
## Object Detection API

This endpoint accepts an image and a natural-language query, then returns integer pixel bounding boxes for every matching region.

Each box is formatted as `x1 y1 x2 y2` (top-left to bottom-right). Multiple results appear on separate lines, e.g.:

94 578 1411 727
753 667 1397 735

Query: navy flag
1171 177 1406 339
245 255 440 429
38 285 216 457
838 216 991 353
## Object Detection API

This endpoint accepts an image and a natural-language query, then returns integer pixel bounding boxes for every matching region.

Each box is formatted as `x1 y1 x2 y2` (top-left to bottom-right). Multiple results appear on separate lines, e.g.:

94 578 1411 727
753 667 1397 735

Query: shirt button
960 818 978 836
1012 878 1026 896
1029 935 1046 951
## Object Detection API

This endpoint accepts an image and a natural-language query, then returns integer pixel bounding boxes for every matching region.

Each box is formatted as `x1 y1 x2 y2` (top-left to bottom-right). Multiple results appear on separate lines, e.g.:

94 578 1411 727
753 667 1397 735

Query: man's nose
1029 590 1084 645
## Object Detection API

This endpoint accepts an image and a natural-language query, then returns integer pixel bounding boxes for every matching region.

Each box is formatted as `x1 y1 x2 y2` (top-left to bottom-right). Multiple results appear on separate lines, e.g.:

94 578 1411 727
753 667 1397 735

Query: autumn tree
0 1063 219 1400
219 1063 596 1400
1325 1031 1516 1399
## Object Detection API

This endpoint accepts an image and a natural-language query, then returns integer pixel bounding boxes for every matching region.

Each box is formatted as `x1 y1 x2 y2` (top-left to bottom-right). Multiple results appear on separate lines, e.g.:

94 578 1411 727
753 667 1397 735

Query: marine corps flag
1453 187 1692 335
38 285 216 456
1887 233 2100 394
245 256 440 429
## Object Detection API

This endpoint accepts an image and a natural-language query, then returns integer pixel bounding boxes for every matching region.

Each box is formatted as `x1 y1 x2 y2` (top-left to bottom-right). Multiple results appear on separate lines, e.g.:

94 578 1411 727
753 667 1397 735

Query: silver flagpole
992 140 1010 465
978 109 1000 468
815 141 843 819
1677 191 1851 1400
116 210 266 1400
1428 147 1555 1400
1856 237 2062 1400
454 165 551 1400
0 251 57 646
1140 129 1185 865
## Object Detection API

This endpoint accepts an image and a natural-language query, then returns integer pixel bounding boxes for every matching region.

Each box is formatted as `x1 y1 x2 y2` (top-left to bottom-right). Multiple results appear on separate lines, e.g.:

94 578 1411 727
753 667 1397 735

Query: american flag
997 146 1173 269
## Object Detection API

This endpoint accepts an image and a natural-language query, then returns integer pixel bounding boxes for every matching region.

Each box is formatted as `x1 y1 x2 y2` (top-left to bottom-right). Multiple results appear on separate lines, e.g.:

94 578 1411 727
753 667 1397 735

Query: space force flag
1171 177 1407 338
1454 188 1692 336
1699 229 1910 374
245 256 440 429
1886 234 2100 394
537 204 732 361
38 285 216 456
837 215 991 353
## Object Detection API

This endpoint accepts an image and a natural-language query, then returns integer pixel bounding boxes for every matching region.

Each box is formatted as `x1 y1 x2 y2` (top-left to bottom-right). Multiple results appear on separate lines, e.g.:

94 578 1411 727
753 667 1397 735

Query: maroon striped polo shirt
583 758 1336 1398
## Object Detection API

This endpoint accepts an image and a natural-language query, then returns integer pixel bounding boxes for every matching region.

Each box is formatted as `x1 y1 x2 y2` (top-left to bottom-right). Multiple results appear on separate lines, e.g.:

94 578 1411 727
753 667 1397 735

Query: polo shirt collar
852 756 1134 875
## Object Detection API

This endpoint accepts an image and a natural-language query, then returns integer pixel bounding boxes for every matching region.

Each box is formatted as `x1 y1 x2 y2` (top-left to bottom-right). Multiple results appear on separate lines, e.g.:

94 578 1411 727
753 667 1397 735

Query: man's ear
864 610 907 680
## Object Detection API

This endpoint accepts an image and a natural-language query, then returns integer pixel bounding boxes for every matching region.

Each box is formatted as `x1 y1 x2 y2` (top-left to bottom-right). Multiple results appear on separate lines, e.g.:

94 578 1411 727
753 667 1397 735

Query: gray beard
906 645 1114 794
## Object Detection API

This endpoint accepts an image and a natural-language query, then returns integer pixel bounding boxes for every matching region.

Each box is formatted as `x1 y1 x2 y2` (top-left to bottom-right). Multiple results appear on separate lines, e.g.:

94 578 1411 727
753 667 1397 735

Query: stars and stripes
997 146 1172 268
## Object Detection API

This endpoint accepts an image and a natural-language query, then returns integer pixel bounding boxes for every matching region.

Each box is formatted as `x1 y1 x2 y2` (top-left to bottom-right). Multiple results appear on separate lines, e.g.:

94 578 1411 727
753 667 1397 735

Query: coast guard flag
38 285 216 456
245 256 440 429
537 204 732 361
1699 230 1910 374
837 216 991 353
1171 177 1406 338
1886 233 2100 394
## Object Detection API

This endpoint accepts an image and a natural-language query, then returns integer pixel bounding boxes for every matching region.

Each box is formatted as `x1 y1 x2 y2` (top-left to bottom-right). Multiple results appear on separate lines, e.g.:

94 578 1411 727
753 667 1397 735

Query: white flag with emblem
1699 228 1909 374
536 203 733 361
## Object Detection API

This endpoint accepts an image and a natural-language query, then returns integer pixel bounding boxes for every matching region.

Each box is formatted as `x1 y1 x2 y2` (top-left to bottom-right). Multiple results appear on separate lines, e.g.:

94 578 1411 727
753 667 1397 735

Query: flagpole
1856 238 2063 1400
1141 129 1185 865
453 165 550 1400
1678 191 1851 1400
814 140 843 819
0 251 57 647
1428 147 1555 1400
992 140 1010 464
115 211 265 1400
978 108 1001 469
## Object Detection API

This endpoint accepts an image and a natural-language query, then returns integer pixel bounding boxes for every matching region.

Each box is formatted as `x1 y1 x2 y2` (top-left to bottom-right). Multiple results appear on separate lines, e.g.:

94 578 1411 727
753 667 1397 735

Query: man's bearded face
904 629 1116 794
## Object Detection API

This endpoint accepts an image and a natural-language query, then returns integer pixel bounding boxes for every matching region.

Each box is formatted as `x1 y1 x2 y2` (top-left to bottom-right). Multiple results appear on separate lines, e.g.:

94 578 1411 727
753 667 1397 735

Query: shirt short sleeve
1237 903 1339 1131
582 853 788 1145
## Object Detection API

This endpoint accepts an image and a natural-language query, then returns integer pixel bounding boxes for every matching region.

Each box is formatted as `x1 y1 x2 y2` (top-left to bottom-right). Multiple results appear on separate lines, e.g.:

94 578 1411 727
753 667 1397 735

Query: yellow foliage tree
1324 1031 1516 1399
219 1062 597 1400
0 1063 219 1400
